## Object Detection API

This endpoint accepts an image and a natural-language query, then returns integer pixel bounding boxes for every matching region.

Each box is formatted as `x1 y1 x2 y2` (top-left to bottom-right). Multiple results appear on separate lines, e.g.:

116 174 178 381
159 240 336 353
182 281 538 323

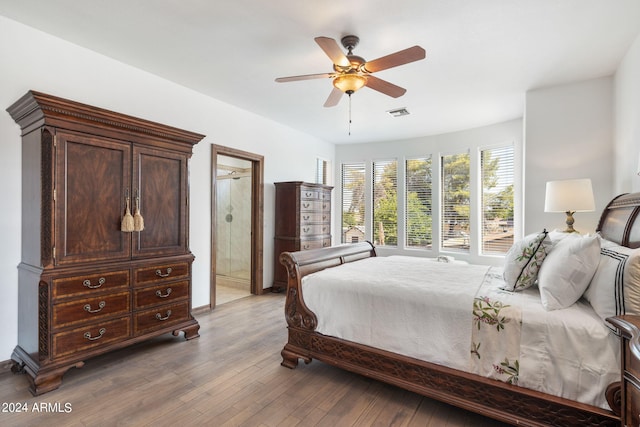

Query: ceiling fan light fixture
333 74 367 93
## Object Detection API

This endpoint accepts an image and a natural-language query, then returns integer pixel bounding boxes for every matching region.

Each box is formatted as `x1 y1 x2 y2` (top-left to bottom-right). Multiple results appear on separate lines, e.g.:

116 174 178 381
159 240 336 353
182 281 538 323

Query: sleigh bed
279 192 640 426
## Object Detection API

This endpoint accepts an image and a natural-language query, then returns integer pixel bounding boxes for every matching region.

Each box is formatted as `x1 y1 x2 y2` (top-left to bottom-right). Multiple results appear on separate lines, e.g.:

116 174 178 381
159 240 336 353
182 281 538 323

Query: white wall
335 119 524 266
614 32 640 193
0 16 334 361
524 77 613 235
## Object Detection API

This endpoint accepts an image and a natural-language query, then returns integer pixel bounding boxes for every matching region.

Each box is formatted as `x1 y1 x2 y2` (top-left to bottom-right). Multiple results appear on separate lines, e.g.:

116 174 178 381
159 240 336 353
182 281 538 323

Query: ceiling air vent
387 108 410 117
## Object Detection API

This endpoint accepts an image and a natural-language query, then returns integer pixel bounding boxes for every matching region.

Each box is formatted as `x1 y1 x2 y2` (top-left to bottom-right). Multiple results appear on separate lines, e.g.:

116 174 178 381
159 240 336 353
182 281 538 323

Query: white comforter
301 255 620 409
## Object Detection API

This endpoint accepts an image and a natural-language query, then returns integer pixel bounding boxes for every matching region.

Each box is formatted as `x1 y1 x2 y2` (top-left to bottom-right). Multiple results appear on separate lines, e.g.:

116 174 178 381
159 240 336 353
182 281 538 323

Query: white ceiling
1 0 639 144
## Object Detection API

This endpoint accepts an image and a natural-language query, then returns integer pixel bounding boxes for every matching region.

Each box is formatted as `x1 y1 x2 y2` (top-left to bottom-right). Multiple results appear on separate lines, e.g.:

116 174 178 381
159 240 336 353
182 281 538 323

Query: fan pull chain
348 91 353 136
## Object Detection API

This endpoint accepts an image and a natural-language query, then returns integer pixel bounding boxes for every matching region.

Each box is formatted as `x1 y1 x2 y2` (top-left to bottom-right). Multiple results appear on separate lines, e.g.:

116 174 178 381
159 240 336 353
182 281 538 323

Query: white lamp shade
544 179 595 213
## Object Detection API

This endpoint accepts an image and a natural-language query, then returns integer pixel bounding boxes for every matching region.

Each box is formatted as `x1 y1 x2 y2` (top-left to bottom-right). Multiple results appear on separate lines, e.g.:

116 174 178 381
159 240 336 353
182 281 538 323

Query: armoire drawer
134 280 189 309
134 301 190 335
52 291 130 329
52 270 130 301
52 316 131 358
134 262 189 286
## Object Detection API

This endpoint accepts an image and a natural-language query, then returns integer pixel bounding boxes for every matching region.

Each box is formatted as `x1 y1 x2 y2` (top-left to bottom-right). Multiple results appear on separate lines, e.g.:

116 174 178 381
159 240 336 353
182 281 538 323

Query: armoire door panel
132 147 187 257
55 132 131 265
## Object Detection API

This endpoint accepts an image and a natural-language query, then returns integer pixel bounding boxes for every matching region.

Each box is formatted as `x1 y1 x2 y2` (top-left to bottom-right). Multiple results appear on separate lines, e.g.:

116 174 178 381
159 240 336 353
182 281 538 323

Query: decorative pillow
537 235 600 310
502 230 551 291
583 244 640 327
548 229 581 247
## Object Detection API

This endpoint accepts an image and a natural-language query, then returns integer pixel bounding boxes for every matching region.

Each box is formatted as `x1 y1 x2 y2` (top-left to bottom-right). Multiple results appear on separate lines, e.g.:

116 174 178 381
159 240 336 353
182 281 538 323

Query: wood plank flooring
0 293 510 426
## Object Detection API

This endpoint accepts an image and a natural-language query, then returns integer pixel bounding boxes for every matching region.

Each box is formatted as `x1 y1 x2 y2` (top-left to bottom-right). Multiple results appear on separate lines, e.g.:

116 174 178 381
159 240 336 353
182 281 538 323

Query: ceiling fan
275 35 426 107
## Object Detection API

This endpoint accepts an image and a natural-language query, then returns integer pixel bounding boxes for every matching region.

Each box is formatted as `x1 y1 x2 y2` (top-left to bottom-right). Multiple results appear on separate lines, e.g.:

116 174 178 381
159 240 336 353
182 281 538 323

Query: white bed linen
301 255 620 409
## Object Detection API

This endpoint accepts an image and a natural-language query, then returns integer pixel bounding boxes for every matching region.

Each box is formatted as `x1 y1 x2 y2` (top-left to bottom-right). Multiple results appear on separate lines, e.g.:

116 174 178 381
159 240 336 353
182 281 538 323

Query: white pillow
537 235 600 310
502 230 551 291
584 244 640 326
547 229 584 247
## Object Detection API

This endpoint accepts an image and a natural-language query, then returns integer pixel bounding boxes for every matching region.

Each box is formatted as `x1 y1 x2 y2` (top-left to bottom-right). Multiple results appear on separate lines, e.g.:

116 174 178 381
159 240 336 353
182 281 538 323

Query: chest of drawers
273 182 333 291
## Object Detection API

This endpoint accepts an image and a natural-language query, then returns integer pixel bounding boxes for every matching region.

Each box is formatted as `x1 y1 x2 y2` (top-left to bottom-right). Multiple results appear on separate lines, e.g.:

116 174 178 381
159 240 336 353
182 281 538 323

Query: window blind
341 163 366 243
373 160 397 247
405 157 432 248
481 145 514 254
441 153 470 252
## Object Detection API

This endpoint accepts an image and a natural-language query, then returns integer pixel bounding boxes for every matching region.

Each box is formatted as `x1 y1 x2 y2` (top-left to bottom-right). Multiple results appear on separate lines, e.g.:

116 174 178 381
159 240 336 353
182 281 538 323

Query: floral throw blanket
470 270 523 385
468 269 619 409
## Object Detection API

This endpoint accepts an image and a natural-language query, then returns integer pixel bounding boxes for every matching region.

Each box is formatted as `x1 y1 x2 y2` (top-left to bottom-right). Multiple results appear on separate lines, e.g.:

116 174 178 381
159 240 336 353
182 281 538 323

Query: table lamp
544 178 595 233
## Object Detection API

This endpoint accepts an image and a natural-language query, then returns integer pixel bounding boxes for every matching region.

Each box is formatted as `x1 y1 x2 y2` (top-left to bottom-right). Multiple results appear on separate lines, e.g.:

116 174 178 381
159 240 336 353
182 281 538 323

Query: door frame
211 145 264 308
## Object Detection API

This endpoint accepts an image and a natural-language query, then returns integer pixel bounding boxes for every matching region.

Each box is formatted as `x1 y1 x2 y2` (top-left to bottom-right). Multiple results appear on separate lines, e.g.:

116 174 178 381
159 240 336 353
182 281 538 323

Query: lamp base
563 210 579 233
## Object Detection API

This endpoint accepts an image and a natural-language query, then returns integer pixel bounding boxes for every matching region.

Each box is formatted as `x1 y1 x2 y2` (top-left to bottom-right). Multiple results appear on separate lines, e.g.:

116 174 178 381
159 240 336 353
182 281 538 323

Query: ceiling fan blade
275 72 335 83
365 75 406 98
363 46 426 73
323 87 343 107
315 37 350 68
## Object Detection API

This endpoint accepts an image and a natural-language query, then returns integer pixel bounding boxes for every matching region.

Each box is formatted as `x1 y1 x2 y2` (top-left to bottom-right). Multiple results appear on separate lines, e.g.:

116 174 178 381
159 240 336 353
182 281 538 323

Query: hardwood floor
0 294 509 426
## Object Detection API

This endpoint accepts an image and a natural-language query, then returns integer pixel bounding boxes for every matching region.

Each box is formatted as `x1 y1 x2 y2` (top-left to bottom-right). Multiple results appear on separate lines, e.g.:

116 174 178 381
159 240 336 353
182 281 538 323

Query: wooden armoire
273 181 332 291
7 91 205 395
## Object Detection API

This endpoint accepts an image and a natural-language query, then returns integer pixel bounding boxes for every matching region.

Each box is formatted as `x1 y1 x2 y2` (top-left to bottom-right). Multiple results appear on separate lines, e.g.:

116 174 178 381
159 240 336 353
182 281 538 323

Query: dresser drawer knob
83 277 106 289
83 301 106 313
155 310 172 321
84 328 106 341
156 288 172 298
155 267 173 278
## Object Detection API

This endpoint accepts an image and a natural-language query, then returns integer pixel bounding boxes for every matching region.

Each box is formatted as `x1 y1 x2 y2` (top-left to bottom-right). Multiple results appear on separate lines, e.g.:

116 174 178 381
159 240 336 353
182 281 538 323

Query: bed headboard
597 192 640 249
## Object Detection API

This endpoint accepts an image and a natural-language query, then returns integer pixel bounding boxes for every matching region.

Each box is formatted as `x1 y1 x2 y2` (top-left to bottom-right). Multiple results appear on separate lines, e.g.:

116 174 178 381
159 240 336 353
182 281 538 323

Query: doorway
211 145 264 308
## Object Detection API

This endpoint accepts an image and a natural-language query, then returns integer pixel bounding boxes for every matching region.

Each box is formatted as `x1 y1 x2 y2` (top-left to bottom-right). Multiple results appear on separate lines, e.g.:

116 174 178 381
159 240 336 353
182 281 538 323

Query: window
316 158 328 185
339 138 518 258
341 163 366 243
373 160 397 246
481 145 514 254
441 153 470 251
405 157 432 248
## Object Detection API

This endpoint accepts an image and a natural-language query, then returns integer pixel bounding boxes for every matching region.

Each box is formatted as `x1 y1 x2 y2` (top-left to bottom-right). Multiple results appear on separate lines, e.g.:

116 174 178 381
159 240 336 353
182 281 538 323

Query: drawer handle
303 244 310 250
323 241 329 247
84 328 106 341
156 288 172 298
302 203 310 208
302 227 310 233
83 277 106 289
303 215 310 221
155 268 173 278
155 310 172 321
305 192 313 197
83 301 106 313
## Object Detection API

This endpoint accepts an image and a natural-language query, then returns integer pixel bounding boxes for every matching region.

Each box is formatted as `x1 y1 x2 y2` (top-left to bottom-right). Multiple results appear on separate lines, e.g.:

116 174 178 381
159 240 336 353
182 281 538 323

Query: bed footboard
279 241 376 368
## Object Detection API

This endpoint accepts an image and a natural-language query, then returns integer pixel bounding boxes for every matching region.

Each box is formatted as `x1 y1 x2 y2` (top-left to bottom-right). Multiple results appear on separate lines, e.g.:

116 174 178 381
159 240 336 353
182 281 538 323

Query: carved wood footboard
279 241 620 427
